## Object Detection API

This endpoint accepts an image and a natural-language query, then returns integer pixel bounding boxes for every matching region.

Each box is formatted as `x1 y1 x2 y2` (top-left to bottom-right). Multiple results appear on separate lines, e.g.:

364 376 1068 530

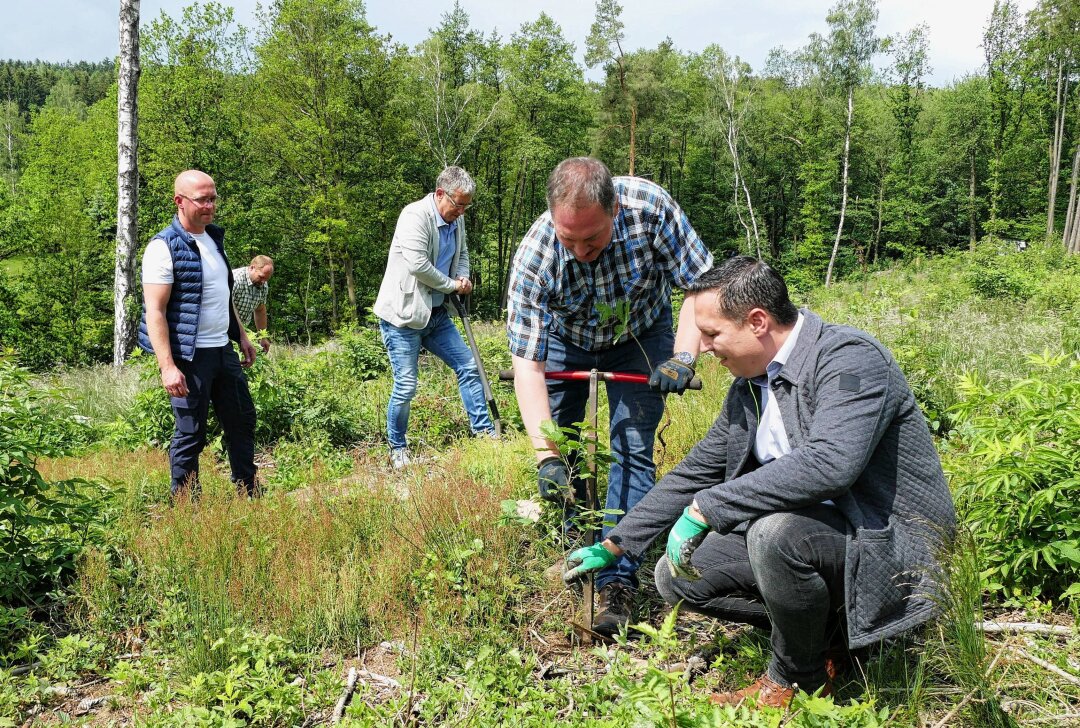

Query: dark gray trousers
170 345 258 497
654 504 847 691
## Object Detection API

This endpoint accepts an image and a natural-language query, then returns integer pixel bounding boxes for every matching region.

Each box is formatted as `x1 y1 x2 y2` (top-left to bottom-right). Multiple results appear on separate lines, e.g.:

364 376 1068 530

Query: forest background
2 0 1080 724
0 0 1078 370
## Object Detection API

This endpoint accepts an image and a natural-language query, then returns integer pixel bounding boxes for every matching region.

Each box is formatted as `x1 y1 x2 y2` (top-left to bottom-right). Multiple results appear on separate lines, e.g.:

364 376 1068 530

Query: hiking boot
594 583 635 637
710 673 831 709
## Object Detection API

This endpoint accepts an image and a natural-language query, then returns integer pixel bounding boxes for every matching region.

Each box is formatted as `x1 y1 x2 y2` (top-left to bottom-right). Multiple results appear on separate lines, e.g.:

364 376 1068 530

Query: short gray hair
546 157 616 215
436 166 476 197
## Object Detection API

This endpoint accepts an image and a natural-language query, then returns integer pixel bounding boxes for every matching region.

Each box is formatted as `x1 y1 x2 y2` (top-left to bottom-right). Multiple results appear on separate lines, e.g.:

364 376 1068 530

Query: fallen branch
357 669 401 691
1022 712 1080 724
978 621 1074 637
75 696 112 715
10 661 42 677
1011 646 1080 686
929 687 978 728
331 667 359 724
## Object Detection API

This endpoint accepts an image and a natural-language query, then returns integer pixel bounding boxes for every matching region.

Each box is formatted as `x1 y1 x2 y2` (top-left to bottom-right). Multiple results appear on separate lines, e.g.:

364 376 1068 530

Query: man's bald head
174 169 215 196
173 170 218 233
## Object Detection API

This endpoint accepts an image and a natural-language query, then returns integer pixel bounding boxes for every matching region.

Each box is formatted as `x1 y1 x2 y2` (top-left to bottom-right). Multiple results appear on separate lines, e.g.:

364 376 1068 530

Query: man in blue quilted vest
138 170 259 498
562 256 955 708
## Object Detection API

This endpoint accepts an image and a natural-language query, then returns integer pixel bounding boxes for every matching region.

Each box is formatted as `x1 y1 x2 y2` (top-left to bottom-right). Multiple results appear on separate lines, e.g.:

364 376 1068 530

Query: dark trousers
546 310 673 590
170 345 258 497
654 504 848 691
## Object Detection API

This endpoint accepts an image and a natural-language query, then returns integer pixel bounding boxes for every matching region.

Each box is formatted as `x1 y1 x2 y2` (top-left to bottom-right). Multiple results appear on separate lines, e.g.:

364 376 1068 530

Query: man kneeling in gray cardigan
563 255 955 708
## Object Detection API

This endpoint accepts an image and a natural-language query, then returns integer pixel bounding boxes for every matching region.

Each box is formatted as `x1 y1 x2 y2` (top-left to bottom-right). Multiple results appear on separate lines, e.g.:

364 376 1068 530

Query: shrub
337 324 388 380
111 344 383 452
947 352 1080 602
0 362 110 606
966 264 1030 300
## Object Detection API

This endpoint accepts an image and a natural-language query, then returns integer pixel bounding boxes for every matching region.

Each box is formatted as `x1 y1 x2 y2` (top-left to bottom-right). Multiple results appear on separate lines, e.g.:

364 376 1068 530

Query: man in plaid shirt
507 157 713 635
232 255 274 354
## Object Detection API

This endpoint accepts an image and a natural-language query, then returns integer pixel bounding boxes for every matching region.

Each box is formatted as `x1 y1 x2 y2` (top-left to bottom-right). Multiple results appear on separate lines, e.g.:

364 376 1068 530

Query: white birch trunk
1063 142 1080 254
1047 60 1066 240
825 87 854 288
717 58 763 259
113 0 140 366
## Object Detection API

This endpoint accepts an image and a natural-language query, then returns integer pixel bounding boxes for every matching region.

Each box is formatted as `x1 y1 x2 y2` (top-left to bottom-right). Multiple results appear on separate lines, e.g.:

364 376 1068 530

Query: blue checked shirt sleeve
506 219 555 361
649 185 713 287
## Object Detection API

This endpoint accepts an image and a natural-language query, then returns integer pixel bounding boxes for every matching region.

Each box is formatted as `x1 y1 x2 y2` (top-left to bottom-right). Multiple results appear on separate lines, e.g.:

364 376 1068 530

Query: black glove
648 357 695 394
537 456 571 503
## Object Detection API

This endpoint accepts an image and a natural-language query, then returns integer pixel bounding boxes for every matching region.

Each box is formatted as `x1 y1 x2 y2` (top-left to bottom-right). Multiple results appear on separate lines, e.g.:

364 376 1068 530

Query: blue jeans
380 308 495 451
654 504 848 691
546 310 673 590
170 345 258 497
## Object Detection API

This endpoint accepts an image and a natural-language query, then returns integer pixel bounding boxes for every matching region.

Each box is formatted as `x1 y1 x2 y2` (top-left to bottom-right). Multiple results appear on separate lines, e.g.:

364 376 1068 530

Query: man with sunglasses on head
138 169 259 499
374 166 496 469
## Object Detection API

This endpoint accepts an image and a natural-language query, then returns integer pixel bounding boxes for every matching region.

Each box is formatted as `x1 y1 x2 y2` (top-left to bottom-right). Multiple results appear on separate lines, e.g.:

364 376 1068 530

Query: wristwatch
672 351 696 367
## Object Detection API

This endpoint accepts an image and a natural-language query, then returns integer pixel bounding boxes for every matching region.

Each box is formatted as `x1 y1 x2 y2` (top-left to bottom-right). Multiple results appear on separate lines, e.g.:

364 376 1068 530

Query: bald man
138 170 259 498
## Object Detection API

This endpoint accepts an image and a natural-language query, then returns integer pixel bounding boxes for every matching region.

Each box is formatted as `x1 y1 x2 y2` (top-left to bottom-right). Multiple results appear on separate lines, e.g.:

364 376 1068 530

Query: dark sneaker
594 583 635 637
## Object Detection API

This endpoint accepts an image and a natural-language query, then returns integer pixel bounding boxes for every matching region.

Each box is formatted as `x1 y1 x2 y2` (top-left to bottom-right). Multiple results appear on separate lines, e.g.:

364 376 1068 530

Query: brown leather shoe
710 673 832 709
824 649 849 681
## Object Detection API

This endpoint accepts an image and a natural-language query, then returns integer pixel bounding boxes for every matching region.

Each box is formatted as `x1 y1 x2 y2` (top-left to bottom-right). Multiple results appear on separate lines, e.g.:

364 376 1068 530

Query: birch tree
113 0 139 365
1027 0 1079 242
699 46 763 257
817 0 879 287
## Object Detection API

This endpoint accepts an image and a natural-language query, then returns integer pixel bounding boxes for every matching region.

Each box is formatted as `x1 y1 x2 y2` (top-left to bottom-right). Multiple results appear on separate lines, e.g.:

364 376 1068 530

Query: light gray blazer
373 194 469 329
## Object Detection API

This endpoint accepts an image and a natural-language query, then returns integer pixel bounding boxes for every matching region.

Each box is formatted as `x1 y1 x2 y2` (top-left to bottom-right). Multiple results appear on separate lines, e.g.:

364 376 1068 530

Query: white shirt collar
764 312 805 381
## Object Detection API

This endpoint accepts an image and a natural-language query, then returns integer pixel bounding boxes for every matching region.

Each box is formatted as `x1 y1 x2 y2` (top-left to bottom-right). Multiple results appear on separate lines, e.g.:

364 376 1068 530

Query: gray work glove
537 456 571 503
649 357 695 394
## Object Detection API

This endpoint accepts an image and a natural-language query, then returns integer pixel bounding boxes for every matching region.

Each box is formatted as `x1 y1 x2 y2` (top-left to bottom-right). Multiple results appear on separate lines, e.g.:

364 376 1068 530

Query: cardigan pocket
851 525 912 634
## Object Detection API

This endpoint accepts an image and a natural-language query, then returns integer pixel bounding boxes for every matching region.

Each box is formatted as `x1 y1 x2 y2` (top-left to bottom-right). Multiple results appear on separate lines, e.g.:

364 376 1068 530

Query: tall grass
34 247 1080 724
922 530 1017 727
70 444 528 677
47 361 144 427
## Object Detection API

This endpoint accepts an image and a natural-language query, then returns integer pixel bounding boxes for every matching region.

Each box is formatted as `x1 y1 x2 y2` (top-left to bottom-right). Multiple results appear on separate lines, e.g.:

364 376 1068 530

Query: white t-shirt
141 232 231 348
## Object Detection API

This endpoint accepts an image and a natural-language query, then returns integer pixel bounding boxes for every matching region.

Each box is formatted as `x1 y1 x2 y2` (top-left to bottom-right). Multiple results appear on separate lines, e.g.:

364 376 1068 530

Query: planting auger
498 367 702 641
451 294 501 436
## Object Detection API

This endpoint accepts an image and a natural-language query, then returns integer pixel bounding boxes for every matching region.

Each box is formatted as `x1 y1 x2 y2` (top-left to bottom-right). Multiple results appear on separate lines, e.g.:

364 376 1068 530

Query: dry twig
929 688 978 728
331 667 359 724
1011 646 1080 687
9 661 42 677
978 621 1074 638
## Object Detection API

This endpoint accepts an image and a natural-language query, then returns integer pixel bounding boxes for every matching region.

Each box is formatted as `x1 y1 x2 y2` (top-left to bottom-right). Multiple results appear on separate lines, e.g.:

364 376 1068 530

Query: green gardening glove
666 506 710 581
562 543 617 584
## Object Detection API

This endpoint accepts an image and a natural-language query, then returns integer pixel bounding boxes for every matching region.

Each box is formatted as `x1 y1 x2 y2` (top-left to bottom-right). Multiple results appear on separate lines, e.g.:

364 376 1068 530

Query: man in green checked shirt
506 157 714 636
232 255 274 354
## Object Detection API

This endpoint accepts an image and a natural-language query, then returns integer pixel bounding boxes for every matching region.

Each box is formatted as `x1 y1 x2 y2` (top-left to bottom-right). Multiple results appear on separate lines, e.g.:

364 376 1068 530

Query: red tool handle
497 369 702 390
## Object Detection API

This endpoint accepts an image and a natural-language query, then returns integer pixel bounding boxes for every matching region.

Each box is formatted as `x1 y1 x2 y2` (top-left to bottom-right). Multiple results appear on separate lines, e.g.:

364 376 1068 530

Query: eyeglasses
179 194 220 207
443 190 472 211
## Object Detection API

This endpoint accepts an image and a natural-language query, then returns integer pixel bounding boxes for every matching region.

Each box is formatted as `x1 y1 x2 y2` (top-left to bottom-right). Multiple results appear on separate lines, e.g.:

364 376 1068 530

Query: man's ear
746 308 770 335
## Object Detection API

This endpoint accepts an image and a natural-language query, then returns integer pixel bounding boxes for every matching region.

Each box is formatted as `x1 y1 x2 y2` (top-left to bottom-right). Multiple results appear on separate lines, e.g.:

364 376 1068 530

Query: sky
2 0 1039 86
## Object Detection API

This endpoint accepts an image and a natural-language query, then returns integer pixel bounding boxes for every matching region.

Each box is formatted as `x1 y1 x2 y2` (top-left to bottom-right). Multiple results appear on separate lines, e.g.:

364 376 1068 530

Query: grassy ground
5 247 1080 726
